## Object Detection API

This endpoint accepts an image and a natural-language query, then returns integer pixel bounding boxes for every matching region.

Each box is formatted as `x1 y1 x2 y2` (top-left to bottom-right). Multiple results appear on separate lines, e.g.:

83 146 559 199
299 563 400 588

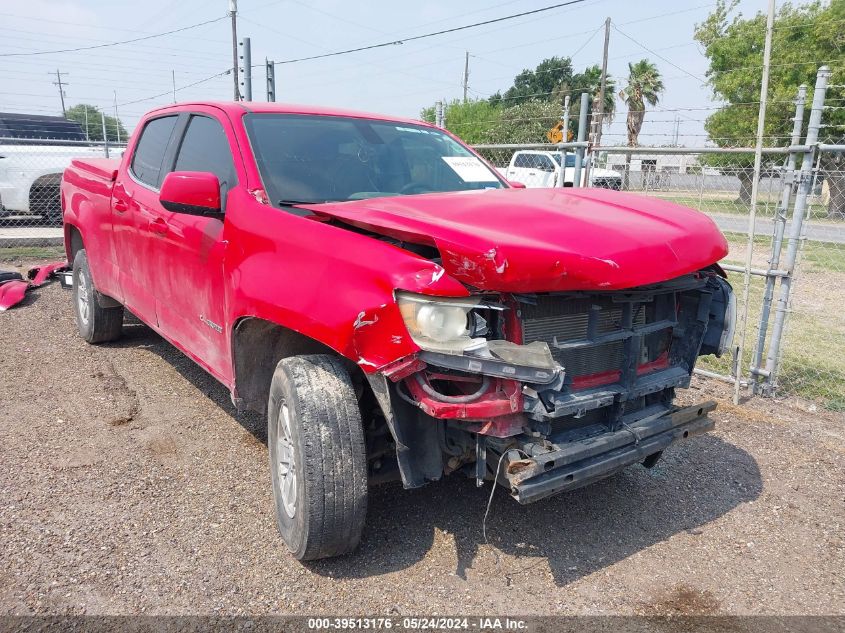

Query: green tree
496 56 574 106
695 0 845 214
618 59 664 189
420 98 502 144
479 100 562 145
65 104 128 143
619 60 664 147
569 64 616 133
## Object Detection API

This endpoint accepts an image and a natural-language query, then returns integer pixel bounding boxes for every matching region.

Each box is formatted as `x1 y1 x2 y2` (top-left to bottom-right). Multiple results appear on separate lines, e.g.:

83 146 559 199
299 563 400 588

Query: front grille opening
521 294 674 388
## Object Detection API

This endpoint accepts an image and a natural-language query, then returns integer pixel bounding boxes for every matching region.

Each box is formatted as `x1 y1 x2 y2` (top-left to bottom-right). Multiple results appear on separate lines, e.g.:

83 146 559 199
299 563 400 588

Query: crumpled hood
302 188 728 292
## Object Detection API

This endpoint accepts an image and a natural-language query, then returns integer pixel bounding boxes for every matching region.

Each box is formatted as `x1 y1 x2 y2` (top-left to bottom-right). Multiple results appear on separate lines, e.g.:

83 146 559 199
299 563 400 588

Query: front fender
225 204 468 372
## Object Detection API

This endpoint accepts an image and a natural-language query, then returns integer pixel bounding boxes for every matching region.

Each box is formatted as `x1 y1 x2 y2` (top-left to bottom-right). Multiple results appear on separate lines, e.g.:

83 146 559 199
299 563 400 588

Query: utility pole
101 111 109 158
83 105 89 141
52 69 68 116
240 37 252 101
595 16 611 149
229 0 240 101
462 51 470 103
265 58 276 102
172 70 177 103
113 91 121 144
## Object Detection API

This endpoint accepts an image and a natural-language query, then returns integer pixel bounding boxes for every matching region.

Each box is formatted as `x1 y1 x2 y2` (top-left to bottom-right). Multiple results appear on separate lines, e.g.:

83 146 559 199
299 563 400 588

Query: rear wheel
72 249 123 343
268 354 368 560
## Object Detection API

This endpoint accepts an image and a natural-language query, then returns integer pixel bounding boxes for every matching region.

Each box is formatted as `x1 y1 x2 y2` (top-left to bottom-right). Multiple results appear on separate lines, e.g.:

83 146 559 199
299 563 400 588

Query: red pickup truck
61 102 734 560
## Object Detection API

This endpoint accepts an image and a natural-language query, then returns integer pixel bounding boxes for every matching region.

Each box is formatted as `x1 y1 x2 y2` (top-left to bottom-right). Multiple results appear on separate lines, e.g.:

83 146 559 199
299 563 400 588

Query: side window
130 116 178 188
538 155 555 172
514 153 530 168
174 115 237 210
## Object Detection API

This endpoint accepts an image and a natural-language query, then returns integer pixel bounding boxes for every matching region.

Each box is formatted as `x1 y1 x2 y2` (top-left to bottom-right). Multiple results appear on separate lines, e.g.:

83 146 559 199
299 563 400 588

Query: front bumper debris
502 400 716 504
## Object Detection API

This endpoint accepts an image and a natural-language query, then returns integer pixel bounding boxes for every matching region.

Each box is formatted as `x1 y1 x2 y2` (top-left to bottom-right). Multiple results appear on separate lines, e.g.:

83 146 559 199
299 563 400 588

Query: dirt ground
1 275 844 616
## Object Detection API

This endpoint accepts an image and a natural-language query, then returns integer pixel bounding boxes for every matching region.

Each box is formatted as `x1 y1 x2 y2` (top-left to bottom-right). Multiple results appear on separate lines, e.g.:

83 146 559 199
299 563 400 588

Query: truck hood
302 188 728 292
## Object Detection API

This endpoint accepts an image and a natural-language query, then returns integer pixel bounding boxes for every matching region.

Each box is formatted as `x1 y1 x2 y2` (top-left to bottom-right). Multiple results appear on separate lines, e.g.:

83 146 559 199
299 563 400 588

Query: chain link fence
0 137 122 257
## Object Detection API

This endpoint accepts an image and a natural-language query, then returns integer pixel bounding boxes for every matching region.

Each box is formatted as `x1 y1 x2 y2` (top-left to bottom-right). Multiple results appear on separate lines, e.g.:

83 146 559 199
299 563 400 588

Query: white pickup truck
0 113 103 225
499 150 622 190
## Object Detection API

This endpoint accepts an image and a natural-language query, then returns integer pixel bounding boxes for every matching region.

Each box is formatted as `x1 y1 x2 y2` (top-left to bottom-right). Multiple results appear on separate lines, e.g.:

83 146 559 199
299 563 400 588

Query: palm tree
619 59 664 188
558 65 615 142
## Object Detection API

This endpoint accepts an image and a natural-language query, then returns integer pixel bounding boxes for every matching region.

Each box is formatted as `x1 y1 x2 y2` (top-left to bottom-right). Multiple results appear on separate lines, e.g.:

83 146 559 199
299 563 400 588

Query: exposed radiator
521 295 663 380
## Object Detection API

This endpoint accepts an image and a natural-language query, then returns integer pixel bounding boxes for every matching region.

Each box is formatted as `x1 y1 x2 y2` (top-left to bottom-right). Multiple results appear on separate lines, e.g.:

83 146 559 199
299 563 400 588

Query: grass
0 246 65 263
654 192 831 220
697 235 845 411
720 231 845 274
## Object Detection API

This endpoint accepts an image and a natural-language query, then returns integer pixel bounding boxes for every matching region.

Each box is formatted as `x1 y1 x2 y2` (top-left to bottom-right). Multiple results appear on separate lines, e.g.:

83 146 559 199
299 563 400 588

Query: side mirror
508 181 526 189
159 171 222 218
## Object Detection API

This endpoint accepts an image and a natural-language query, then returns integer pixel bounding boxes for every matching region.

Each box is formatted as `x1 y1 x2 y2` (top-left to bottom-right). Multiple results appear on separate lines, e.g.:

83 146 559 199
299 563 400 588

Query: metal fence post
750 84 806 393
556 95 571 188
101 111 109 159
762 66 830 393
573 92 589 188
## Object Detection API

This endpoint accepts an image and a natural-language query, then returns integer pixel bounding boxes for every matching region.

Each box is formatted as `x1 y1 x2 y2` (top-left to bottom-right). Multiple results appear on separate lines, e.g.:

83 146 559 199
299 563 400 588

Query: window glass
538 155 555 171
514 153 531 168
174 116 237 209
243 114 504 206
130 116 178 188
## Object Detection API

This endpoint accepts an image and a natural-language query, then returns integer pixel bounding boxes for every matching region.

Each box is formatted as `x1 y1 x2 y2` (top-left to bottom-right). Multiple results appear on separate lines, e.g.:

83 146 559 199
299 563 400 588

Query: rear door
112 114 179 323
148 111 238 381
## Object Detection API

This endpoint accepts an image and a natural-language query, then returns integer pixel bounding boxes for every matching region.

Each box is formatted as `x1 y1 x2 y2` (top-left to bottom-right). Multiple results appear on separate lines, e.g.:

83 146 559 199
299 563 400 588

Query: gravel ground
1 275 843 616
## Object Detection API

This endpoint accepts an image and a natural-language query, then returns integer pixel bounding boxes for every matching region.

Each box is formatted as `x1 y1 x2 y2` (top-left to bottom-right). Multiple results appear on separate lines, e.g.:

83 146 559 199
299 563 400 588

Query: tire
72 249 123 343
268 354 368 560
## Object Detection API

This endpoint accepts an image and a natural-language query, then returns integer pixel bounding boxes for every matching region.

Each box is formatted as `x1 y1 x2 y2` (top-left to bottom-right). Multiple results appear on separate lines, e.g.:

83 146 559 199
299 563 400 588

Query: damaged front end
362 268 735 502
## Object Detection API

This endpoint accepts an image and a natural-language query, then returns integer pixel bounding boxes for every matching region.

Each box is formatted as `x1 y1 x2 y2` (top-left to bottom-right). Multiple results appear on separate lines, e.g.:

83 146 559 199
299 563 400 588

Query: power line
117 69 232 107
0 15 227 57
611 23 706 84
266 0 589 66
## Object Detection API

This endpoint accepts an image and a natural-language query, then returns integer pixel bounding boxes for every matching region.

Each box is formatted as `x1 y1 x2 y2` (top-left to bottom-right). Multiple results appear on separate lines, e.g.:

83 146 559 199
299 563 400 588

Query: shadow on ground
112 318 763 587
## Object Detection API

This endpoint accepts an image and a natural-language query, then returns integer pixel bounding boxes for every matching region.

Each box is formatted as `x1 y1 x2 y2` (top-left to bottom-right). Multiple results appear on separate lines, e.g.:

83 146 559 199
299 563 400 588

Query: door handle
113 199 128 213
149 218 169 235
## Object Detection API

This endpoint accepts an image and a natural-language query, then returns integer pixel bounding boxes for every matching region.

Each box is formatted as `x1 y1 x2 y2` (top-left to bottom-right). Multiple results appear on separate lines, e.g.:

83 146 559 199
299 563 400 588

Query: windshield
243 113 505 205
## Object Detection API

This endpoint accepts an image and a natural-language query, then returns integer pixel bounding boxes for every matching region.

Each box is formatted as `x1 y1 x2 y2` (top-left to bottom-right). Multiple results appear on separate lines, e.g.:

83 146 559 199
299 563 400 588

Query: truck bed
68 158 120 182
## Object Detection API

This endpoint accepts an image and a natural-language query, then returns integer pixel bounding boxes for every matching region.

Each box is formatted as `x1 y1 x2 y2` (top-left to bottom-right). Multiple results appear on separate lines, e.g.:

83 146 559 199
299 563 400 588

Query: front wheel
268 354 368 560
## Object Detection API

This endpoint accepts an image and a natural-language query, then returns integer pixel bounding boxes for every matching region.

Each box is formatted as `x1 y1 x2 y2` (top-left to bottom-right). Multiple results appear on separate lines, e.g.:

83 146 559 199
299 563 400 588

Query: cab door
112 114 180 324
147 111 239 381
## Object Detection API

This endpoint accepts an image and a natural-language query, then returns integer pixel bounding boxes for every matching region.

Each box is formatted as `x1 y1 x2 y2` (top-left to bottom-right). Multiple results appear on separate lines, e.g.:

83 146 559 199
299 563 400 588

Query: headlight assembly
396 292 487 354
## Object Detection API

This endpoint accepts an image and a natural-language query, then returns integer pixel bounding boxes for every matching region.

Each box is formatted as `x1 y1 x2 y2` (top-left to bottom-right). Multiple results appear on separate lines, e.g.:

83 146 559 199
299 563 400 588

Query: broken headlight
718 286 737 357
700 276 736 358
396 292 487 354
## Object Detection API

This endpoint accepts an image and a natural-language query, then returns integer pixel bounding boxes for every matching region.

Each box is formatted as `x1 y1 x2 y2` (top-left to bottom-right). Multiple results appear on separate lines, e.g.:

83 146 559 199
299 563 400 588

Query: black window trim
170 113 238 186
167 112 239 214
127 113 181 192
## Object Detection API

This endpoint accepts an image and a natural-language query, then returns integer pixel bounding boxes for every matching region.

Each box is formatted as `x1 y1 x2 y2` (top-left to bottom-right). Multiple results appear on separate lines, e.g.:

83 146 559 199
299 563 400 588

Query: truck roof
146 101 430 128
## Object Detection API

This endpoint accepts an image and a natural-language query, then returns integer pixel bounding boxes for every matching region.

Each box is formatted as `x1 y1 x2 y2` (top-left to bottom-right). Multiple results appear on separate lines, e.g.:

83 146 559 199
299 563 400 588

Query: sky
0 0 774 146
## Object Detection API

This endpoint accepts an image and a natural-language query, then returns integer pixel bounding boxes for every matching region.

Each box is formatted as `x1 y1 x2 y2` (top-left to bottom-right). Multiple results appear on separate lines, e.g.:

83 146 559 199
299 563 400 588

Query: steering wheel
399 182 432 195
